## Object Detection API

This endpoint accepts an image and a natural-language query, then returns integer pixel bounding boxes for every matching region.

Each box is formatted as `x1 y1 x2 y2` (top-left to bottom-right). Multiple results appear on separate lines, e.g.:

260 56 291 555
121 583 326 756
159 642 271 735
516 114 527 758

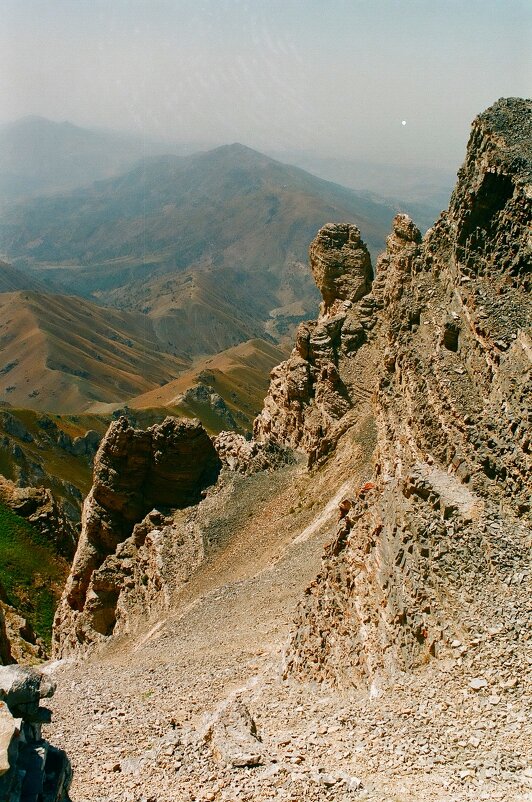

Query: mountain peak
201 142 274 166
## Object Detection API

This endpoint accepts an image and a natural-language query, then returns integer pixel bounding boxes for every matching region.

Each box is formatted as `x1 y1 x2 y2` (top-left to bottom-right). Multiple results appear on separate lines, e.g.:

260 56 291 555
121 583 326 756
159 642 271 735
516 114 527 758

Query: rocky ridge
274 97 531 687
53 416 221 658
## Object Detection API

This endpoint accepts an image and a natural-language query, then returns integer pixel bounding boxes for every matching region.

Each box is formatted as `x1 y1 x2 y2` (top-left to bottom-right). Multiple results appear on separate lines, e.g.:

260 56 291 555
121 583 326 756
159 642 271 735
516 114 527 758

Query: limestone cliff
256 97 531 687
53 416 221 657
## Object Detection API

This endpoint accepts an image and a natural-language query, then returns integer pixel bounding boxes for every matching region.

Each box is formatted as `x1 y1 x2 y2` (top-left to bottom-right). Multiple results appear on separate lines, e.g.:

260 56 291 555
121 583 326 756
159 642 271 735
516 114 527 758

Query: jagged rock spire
309 223 373 313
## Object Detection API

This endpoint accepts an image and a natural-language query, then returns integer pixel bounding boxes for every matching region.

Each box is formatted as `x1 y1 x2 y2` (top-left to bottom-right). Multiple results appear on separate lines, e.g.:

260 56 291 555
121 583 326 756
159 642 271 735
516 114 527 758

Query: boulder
205 700 266 768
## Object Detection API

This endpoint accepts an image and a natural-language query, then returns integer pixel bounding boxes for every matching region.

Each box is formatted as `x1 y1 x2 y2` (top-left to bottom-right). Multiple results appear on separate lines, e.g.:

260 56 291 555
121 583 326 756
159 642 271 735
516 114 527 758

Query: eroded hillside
0 290 191 412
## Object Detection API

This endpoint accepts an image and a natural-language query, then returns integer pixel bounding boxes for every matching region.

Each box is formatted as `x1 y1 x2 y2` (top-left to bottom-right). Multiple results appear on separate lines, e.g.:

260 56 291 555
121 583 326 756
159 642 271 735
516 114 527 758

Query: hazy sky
1 0 530 168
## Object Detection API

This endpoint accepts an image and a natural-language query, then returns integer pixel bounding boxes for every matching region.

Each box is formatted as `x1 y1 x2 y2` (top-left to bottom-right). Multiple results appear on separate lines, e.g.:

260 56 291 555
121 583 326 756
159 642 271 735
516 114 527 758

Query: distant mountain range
0 117 454 218
0 117 448 416
0 116 195 203
0 139 401 360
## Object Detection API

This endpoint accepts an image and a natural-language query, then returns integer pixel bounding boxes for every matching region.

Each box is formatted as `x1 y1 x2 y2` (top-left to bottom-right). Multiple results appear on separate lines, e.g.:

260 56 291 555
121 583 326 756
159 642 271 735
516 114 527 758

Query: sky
0 0 530 169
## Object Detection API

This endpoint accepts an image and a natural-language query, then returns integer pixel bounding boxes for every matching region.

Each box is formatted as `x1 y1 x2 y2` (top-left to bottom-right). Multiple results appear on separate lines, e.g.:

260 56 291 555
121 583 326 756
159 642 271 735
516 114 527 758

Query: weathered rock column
254 222 374 464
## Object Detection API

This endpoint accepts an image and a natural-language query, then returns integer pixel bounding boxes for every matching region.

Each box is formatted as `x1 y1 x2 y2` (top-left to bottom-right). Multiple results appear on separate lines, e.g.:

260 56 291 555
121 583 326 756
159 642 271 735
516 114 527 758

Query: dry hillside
0 291 189 412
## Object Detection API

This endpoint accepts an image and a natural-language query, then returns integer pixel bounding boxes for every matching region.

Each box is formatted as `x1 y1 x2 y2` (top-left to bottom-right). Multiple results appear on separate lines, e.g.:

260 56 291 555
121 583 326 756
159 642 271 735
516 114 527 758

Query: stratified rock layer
309 223 372 312
257 97 531 687
53 416 221 657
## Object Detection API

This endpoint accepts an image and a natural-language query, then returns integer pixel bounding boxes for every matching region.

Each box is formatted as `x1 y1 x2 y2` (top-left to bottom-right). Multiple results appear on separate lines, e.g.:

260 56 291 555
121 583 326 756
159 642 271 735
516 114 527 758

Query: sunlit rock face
257 98 531 687
309 223 373 313
254 222 377 465
53 416 221 658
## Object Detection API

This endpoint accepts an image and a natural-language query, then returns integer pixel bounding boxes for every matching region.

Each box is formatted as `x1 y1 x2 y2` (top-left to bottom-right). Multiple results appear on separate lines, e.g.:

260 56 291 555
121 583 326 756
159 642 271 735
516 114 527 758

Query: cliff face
256 97 531 687
53 416 221 657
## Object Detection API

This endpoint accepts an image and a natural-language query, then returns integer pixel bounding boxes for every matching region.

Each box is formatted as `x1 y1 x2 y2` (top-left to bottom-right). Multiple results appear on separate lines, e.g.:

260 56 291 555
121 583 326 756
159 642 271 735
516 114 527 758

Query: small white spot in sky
402 120 407 126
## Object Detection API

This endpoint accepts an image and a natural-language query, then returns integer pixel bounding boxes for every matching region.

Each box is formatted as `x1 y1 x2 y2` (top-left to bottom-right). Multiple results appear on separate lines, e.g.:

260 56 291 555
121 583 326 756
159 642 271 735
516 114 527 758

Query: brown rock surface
254 224 378 465
213 431 293 475
284 97 531 687
0 603 45 666
309 223 372 312
204 699 266 767
53 416 221 657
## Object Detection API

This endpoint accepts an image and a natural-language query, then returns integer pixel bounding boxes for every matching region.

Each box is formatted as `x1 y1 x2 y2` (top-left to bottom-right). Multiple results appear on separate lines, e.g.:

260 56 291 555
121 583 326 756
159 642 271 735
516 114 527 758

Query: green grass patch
0 502 68 646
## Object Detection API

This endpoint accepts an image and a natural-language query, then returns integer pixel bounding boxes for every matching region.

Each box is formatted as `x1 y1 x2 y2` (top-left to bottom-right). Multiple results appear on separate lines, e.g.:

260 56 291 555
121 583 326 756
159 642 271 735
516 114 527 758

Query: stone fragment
205 700 266 768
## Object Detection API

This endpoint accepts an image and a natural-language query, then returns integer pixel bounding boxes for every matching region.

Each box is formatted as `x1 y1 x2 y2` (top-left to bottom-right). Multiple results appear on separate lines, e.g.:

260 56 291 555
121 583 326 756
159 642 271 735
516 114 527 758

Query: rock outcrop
213 431 293 474
0 665 71 801
177 384 238 431
309 223 373 313
36 416 101 461
0 477 77 559
53 416 221 657
254 98 531 688
254 223 378 465
0 596 45 667
0 478 74 664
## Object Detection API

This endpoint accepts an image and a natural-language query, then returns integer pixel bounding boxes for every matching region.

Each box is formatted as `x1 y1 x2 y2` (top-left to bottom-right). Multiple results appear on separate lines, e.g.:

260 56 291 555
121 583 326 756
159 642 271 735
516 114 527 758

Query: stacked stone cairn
0 665 71 801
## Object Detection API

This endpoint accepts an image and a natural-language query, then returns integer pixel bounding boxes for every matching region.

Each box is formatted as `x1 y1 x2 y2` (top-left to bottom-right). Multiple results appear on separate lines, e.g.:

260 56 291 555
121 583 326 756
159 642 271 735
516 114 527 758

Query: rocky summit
1 98 530 802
